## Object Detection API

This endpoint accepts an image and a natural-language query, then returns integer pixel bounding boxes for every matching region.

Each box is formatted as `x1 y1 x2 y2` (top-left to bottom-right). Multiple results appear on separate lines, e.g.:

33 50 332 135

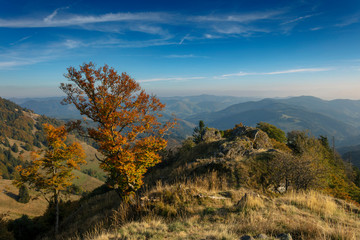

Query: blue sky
0 0 359 99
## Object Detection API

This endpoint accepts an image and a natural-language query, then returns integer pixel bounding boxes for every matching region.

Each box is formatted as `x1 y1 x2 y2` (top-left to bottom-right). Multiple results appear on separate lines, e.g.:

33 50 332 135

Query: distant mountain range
10 97 81 120
160 95 259 118
10 95 258 120
186 96 360 146
9 94 360 149
10 95 258 142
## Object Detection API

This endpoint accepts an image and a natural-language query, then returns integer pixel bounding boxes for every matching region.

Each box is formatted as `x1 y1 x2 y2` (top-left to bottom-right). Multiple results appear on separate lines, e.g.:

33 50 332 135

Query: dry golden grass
81 217 239 240
281 190 341 218
78 174 360 240
0 179 47 219
0 172 102 220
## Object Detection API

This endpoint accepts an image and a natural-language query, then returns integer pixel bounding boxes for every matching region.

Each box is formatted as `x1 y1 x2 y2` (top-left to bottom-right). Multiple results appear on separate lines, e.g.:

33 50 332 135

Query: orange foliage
60 62 175 195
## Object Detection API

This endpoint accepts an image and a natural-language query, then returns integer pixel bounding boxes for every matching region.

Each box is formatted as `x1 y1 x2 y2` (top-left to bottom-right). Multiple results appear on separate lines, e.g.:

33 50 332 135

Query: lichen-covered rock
230 126 272 149
219 140 253 159
202 128 222 142
253 130 272 149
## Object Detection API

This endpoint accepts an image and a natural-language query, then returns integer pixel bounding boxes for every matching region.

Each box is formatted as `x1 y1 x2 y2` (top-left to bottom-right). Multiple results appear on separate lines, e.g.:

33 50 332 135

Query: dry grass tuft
281 190 342 218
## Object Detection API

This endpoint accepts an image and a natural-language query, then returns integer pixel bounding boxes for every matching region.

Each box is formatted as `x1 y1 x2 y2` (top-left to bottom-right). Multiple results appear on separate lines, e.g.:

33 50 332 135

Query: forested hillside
0 97 61 179
0 96 103 185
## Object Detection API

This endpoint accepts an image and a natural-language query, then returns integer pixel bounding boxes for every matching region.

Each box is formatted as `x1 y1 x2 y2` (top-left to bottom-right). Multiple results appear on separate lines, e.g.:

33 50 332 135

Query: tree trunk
55 191 59 237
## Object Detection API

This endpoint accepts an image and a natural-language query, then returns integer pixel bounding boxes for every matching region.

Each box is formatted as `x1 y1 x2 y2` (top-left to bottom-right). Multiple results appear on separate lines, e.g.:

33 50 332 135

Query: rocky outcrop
231 126 273 149
202 128 222 142
217 126 273 159
219 140 253 159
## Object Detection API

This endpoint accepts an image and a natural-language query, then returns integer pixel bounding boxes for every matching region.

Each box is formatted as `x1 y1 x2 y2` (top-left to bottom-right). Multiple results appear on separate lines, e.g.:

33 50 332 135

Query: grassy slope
0 170 103 220
49 179 360 240
0 179 48 219
1 132 104 220
44 126 360 240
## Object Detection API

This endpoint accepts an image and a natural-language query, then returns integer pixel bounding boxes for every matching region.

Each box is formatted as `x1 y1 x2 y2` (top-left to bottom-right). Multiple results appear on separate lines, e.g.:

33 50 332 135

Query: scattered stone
276 233 293 240
255 233 268 239
240 235 255 240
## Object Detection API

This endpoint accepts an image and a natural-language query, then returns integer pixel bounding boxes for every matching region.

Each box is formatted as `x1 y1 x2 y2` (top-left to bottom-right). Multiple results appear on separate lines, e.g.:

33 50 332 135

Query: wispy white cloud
138 76 205 83
0 58 46 69
0 12 171 28
192 11 284 23
0 7 320 46
0 7 325 69
0 61 22 68
9 35 32 45
179 34 190 45
204 34 222 39
212 24 269 35
219 68 332 78
335 14 360 27
281 14 317 25
89 36 176 48
44 6 69 22
220 71 250 78
0 8 287 38
63 39 84 49
0 40 73 70
265 68 331 75
129 24 169 36
310 27 322 31
165 54 198 58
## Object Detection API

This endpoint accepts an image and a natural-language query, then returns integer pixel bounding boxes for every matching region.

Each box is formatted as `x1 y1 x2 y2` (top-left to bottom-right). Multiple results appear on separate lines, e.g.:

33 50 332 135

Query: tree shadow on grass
3 190 19 201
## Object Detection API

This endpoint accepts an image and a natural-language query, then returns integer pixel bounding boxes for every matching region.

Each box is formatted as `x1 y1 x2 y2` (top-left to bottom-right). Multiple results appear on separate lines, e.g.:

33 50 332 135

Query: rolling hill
186 96 360 147
9 94 360 150
11 95 258 120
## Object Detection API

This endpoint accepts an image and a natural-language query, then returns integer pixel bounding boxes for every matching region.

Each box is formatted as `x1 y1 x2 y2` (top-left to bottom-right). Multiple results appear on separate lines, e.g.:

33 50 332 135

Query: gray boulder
276 233 292 240
255 234 268 239
230 126 272 149
240 235 255 240
202 128 222 142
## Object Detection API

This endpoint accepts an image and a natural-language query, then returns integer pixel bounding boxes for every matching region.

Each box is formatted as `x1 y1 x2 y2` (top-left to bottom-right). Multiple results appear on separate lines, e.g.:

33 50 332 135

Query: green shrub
18 185 30 203
11 143 19 153
256 122 287 143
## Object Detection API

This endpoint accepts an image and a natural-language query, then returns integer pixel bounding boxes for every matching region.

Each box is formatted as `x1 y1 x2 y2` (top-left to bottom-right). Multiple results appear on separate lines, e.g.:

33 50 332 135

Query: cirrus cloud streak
220 67 332 78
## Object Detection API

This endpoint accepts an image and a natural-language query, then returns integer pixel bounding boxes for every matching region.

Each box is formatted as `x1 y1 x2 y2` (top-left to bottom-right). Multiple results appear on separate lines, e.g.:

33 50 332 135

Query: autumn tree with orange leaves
60 62 175 197
15 124 86 236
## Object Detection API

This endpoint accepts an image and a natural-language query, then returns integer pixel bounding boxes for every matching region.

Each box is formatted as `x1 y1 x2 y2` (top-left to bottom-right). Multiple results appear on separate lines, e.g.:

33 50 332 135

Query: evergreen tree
18 185 30 203
4 138 10 147
11 143 19 153
193 120 206 144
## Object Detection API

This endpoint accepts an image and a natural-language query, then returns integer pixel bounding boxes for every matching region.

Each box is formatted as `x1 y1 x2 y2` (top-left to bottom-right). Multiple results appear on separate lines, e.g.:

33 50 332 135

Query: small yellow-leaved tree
15 123 86 235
